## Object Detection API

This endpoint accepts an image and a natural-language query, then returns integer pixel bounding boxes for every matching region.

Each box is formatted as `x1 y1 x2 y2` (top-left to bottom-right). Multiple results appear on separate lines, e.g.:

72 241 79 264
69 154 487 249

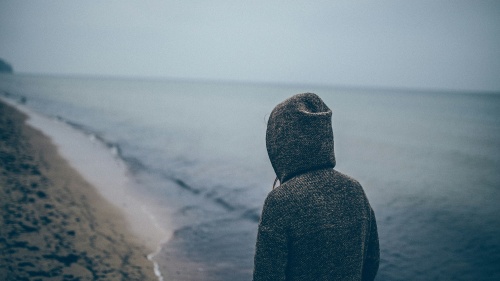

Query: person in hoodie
253 93 379 281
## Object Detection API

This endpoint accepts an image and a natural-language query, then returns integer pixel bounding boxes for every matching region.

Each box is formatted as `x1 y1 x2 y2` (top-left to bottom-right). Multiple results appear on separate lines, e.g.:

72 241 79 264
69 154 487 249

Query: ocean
1 74 499 280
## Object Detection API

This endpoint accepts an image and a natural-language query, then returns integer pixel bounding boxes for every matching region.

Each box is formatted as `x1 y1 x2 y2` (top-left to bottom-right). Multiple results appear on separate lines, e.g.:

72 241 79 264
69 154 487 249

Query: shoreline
0 100 159 280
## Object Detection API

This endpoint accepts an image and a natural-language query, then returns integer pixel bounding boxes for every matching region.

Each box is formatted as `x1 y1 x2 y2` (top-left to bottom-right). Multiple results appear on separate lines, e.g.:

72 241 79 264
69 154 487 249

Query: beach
0 100 157 280
1 74 499 280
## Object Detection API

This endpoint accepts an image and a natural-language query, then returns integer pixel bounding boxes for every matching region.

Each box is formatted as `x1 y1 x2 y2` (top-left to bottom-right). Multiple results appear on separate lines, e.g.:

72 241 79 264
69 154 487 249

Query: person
253 93 379 281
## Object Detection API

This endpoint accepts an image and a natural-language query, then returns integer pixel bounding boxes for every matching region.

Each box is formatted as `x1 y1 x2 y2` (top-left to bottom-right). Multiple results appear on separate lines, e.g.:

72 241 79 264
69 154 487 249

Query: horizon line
2 71 499 96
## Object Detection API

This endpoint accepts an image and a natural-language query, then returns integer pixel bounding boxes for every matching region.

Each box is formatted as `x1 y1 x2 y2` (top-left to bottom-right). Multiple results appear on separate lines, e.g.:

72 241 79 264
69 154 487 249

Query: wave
2 92 262 226
50 113 262 226
1 90 27 104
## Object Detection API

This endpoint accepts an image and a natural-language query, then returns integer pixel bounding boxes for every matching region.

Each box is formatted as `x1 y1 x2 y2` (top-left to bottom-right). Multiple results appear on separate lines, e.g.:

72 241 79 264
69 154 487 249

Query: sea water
1 74 499 280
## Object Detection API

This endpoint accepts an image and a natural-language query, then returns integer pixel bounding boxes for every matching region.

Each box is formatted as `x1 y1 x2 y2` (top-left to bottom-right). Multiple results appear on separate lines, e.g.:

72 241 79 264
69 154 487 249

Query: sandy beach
0 100 157 280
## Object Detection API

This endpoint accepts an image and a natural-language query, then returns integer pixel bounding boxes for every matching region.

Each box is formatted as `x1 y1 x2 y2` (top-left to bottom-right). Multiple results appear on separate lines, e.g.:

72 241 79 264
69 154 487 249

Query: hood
266 93 336 183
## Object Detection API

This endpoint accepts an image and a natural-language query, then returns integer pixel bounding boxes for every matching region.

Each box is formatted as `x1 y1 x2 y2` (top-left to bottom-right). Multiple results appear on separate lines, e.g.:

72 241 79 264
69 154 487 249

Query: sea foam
1 97 170 281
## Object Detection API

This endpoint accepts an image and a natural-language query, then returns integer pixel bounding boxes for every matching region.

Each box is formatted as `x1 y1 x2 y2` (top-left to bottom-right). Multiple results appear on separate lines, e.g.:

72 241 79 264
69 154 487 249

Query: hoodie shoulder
332 169 363 187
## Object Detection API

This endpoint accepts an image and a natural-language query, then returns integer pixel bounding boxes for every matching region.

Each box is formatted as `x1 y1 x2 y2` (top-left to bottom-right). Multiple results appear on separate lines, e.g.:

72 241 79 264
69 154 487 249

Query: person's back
253 93 379 281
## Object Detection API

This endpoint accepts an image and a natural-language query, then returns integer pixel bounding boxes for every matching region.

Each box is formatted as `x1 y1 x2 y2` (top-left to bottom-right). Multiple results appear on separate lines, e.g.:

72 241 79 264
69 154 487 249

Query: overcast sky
1 1 499 92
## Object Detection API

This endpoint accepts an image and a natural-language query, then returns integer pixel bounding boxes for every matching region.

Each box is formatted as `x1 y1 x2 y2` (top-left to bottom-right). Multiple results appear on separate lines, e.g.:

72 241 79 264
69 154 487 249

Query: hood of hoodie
266 93 336 184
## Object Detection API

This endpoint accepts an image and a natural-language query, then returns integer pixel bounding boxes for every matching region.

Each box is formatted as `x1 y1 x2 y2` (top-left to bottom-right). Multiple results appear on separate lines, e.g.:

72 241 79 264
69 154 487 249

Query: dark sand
0 100 157 280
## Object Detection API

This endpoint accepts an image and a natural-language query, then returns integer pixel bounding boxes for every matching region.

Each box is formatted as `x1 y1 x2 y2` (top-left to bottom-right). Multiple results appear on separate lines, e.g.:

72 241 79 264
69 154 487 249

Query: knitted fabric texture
253 93 379 281
266 93 336 183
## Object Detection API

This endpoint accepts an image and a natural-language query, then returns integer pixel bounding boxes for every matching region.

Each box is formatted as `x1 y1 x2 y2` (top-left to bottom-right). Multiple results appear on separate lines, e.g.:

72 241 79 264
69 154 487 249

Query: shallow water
1 74 499 280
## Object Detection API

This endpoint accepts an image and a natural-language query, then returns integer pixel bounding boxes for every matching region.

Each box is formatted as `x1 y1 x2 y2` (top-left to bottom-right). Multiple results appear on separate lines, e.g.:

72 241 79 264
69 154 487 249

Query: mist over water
1 74 499 280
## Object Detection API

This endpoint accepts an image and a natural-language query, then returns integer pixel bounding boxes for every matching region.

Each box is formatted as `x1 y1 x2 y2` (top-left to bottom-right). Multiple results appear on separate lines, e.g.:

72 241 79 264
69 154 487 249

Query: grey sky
1 0 499 91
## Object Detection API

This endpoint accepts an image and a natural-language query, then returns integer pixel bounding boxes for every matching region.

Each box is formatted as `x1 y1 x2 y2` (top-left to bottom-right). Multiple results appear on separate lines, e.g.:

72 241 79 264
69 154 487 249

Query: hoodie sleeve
253 193 288 281
362 207 380 281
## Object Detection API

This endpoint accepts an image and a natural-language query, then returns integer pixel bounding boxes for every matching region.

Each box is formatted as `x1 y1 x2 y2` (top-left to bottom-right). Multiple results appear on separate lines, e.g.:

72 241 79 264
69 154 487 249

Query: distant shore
0 100 157 280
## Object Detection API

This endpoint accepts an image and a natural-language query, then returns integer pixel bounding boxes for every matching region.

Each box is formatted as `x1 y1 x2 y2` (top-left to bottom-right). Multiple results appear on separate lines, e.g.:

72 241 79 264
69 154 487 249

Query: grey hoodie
253 93 379 281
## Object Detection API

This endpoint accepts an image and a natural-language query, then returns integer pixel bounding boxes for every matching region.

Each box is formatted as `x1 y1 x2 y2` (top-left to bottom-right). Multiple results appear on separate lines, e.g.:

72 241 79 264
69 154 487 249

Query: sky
0 0 499 92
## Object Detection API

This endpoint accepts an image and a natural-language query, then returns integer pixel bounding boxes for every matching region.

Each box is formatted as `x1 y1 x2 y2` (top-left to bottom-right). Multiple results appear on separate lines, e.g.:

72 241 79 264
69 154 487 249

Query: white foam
2 97 170 281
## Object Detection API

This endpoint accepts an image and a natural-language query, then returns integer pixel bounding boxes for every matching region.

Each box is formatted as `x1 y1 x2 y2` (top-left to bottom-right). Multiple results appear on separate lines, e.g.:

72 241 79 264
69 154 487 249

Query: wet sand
0 101 157 280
